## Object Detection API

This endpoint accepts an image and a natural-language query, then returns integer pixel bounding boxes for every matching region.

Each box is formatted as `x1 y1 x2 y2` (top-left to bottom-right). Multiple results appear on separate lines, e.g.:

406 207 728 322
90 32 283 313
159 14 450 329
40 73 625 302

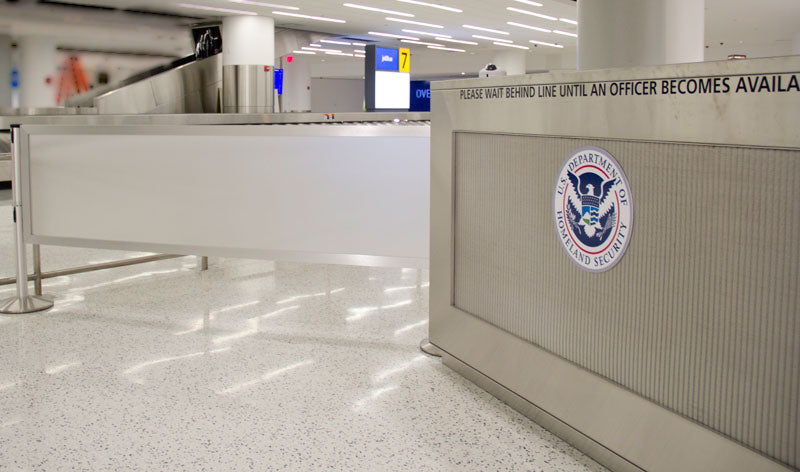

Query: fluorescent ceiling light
463 24 509 35
320 39 352 45
507 7 557 21
560 18 578 25
354 54 366 58
309 44 321 47
326 51 354 56
229 0 298 9
176 3 256 15
507 21 551 33
472 34 511 43
494 42 529 50
354 49 366 53
387 17 443 28
368 31 420 40
428 46 465 52
302 46 342 53
351 42 367 46
435 37 478 45
292 50 316 54
401 39 444 47
395 0 462 13
272 11 346 22
553 29 577 37
530 39 563 48
343 3 414 17
513 0 543 6
403 29 451 38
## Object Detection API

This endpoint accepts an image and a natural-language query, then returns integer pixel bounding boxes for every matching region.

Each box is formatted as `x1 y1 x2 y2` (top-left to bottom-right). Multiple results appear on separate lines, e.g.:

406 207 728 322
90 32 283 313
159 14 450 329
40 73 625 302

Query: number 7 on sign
399 48 410 73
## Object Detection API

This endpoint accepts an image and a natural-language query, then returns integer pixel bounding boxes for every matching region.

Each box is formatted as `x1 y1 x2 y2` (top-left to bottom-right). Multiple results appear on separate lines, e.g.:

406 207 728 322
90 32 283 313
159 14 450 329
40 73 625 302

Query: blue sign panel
409 80 430 111
274 69 283 95
375 47 399 71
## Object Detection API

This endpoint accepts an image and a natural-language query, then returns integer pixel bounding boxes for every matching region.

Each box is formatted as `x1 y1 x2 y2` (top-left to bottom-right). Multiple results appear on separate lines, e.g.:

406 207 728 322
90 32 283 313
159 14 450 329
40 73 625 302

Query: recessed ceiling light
292 50 316 54
272 11 346 22
513 0 543 6
309 44 321 47
494 42 529 50
559 18 578 25
354 49 366 53
368 31 420 40
351 42 367 46
320 39 352 45
395 0 462 13
387 17 443 28
401 39 444 47
529 39 563 48
553 30 577 37
463 24 509 35
507 7 557 21
343 3 414 17
326 51 354 56
302 46 343 53
436 37 478 45
472 34 512 43
354 54 366 58
507 21 551 33
428 46 465 52
176 3 256 15
229 0 298 9
403 29 451 38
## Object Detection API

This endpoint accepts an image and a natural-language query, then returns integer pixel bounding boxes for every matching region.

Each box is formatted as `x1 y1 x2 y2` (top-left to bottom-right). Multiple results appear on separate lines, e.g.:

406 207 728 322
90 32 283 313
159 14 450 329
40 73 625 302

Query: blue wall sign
410 80 431 111
375 47 399 71
274 68 283 95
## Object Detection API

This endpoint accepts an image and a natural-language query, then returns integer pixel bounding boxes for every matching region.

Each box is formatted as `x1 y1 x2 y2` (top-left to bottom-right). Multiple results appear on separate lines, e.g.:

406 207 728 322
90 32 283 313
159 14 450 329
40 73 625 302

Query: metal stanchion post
33 244 42 296
0 126 54 314
201 256 209 271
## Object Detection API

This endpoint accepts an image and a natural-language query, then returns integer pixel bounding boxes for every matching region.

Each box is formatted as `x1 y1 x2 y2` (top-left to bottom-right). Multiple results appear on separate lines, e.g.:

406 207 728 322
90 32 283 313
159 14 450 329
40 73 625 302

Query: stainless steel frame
430 56 800 472
0 126 53 314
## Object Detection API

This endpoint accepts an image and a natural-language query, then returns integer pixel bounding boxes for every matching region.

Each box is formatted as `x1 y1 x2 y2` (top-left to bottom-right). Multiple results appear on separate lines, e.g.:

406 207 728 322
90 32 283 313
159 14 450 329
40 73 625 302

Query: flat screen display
375 71 410 109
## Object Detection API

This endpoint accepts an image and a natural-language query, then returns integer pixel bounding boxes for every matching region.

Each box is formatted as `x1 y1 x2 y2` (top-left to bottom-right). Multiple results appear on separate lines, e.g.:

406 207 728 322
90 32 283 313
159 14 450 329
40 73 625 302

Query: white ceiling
0 0 798 63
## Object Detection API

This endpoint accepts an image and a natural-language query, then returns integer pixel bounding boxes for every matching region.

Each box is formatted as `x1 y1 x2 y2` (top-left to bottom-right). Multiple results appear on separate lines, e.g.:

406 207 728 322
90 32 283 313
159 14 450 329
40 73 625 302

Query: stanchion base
0 295 54 314
419 337 442 358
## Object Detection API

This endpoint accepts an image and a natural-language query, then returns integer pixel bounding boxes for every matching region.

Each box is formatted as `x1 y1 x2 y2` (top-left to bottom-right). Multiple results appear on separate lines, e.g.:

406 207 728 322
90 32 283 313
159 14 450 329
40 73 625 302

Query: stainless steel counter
0 111 430 129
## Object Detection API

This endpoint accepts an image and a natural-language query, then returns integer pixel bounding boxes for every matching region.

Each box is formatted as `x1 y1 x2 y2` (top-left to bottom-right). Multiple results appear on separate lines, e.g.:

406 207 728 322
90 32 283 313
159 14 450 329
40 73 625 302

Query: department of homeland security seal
553 147 633 272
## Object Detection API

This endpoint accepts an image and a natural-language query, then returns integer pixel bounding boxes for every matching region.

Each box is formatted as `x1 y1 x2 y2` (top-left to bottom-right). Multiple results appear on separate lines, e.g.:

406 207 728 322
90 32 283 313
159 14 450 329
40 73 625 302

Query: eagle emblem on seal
564 170 618 247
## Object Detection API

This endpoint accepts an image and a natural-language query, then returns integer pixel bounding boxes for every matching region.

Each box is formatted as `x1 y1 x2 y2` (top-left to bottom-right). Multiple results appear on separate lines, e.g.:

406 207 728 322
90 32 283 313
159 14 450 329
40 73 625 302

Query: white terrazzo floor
0 189 606 471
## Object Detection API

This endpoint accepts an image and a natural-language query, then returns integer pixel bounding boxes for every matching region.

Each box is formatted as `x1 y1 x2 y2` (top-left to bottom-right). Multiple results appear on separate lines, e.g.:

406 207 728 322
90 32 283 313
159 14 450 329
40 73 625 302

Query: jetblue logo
553 147 633 272
381 55 394 63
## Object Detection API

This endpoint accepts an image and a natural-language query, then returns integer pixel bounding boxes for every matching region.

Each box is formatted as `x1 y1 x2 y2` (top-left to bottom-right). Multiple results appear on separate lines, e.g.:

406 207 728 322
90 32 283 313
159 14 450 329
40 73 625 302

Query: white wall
311 78 364 113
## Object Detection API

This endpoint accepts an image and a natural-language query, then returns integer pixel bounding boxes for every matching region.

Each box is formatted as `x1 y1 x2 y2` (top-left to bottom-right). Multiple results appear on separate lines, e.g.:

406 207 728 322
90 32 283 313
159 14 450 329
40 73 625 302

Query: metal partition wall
430 57 800 472
14 120 430 269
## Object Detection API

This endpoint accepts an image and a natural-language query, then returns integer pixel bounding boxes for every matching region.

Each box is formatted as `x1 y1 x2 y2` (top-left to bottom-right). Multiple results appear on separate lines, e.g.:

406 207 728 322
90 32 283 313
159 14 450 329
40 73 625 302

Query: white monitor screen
375 70 410 109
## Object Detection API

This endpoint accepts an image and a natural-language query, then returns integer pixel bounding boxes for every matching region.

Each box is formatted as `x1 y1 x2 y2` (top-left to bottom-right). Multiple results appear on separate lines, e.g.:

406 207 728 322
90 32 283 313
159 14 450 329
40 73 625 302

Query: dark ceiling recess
38 0 116 11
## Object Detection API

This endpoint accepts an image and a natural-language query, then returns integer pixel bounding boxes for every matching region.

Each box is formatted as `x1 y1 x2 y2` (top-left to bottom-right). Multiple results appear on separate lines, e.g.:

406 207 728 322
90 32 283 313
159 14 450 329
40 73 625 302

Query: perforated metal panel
453 132 800 468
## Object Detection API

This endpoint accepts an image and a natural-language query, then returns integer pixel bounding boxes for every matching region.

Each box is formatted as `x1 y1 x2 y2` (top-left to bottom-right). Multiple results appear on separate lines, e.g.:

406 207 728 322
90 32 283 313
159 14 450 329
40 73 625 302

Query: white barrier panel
19 124 430 268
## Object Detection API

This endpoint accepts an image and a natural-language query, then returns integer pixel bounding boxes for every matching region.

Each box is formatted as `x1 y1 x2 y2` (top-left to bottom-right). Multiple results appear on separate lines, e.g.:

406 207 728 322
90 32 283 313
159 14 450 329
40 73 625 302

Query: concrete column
0 35 11 108
491 50 527 76
17 36 58 108
663 0 704 64
222 15 275 113
282 55 311 112
577 0 704 70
